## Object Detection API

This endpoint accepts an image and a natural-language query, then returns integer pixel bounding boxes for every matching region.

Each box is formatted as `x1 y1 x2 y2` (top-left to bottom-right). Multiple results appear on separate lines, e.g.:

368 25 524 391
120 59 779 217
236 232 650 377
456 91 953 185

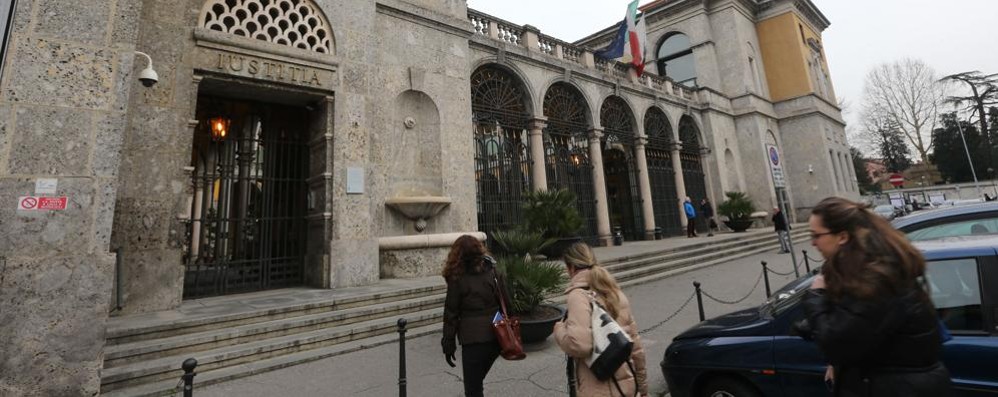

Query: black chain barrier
700 270 764 305
765 263 798 277
639 290 697 334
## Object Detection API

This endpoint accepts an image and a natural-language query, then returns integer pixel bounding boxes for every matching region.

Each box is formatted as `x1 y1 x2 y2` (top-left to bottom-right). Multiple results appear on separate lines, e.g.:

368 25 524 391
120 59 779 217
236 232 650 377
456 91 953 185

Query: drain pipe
113 248 123 313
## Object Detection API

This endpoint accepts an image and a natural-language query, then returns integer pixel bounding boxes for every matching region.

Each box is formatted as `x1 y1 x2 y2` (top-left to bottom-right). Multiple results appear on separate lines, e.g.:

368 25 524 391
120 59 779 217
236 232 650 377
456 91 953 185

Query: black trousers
687 219 697 237
461 341 501 397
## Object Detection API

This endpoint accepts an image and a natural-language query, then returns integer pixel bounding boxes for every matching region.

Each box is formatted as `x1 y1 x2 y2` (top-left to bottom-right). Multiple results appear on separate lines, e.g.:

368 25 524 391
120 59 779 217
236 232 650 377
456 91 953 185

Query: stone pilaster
528 117 548 191
588 128 612 246
671 143 689 227
634 136 656 239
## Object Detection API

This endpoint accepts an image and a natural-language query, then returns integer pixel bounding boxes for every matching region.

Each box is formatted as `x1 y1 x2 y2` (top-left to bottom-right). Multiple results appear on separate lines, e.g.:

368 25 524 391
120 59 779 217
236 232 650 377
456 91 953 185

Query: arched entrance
679 115 709 233
600 96 643 241
543 82 598 243
645 107 682 236
470 65 532 241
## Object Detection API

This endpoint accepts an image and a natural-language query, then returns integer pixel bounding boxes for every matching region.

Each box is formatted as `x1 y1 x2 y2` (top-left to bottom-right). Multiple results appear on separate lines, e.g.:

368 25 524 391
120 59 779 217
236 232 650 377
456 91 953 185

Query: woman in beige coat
553 242 649 397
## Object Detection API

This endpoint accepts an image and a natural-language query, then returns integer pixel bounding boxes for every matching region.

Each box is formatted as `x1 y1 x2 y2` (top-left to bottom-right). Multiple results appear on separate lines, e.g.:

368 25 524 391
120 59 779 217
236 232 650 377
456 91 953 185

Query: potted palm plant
492 229 567 344
521 189 584 258
717 191 757 232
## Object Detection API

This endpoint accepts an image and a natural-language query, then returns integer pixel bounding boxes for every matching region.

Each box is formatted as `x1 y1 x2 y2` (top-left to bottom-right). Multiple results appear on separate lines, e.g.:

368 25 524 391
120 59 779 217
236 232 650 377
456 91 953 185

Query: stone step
107 279 447 346
100 231 809 396
104 293 445 368
100 307 443 392
99 322 442 397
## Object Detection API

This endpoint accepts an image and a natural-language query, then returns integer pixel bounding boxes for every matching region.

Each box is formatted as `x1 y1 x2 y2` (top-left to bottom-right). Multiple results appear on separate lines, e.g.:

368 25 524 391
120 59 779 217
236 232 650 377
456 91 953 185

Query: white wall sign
35 178 57 195
766 144 786 188
346 167 364 194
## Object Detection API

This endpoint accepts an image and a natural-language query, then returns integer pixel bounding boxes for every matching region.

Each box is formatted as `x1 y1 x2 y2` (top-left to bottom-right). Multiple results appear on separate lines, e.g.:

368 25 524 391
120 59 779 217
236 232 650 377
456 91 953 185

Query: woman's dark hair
442 235 489 282
811 197 927 300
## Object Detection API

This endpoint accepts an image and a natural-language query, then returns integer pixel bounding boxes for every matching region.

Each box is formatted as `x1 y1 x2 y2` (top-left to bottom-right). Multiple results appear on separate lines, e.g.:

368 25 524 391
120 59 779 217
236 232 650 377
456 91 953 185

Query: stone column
589 128 612 246
634 137 656 240
672 143 689 227
0 0 145 394
528 117 548 191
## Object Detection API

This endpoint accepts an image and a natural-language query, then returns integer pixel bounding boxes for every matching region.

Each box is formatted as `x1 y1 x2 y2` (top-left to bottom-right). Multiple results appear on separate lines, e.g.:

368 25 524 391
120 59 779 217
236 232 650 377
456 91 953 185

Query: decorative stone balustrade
467 9 695 102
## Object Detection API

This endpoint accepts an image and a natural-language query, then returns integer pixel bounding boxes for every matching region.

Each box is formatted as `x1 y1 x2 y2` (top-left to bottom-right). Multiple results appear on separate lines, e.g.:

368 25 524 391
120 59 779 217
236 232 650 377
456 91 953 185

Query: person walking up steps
684 197 697 238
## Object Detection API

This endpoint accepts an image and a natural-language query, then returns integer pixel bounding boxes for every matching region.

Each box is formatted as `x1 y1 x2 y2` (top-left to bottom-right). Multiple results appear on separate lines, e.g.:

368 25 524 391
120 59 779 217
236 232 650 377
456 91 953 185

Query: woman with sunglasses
795 197 950 397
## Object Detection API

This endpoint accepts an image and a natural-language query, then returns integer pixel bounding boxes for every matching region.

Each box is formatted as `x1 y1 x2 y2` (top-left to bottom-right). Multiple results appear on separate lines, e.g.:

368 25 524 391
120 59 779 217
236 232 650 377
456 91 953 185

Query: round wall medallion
404 117 416 129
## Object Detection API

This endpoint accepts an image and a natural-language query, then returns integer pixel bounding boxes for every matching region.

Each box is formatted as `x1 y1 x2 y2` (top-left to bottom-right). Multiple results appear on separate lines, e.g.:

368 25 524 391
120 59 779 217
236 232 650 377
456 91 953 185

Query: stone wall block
94 111 127 177
329 239 379 287
8 106 93 175
94 177 118 250
10 0 35 36
109 197 172 251
115 248 183 315
124 105 184 151
0 178 95 256
111 0 144 45
34 0 112 46
116 149 187 198
0 105 10 174
379 246 448 278
0 253 113 396
4 38 115 109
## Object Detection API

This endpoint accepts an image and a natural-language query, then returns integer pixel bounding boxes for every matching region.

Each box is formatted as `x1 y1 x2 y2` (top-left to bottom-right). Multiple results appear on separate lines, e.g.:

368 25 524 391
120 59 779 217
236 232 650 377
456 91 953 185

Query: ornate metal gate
600 96 644 241
471 66 532 241
645 108 682 237
543 83 598 243
680 116 709 233
184 100 309 298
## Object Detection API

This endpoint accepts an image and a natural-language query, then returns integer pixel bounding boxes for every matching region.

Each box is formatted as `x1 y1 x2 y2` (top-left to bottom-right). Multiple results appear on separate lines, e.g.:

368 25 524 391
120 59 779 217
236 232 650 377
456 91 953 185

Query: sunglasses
810 231 834 240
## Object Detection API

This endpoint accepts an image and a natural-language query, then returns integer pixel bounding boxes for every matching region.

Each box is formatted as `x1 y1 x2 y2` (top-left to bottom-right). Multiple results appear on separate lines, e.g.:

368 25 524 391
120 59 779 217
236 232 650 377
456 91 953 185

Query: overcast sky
467 0 998 132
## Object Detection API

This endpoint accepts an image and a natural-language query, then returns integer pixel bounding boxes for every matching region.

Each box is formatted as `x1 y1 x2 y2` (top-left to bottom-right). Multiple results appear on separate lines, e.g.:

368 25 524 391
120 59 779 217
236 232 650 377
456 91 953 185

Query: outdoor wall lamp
134 51 159 87
209 116 231 141
807 164 814 174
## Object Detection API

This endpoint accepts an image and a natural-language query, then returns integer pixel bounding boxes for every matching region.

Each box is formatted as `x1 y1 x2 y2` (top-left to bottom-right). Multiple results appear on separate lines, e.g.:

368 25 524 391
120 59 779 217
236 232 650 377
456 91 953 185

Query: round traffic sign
769 146 780 166
889 173 904 187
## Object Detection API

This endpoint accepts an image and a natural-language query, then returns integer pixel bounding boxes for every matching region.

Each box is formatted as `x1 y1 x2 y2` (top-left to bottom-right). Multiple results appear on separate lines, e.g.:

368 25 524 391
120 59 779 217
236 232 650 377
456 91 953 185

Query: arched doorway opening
600 96 643 241
645 107 682 236
470 65 532 242
543 82 598 243
679 115 709 233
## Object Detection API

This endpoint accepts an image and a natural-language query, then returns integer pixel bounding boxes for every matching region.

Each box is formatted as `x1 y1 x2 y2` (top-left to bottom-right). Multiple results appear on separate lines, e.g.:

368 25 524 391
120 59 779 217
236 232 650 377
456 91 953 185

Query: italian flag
594 0 648 76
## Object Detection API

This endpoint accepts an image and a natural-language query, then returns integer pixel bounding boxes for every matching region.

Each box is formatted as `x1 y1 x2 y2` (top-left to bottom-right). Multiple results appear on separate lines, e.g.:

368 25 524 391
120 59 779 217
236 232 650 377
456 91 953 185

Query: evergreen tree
931 112 989 183
876 121 912 173
850 147 878 194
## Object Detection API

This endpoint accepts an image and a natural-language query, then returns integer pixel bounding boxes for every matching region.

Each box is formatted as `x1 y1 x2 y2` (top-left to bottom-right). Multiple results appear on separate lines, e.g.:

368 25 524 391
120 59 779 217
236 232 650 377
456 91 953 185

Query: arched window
657 33 696 87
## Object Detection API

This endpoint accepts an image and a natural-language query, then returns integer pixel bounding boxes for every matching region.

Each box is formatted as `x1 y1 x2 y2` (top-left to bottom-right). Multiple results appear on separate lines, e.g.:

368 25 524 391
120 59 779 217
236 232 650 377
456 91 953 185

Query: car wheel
700 377 761 397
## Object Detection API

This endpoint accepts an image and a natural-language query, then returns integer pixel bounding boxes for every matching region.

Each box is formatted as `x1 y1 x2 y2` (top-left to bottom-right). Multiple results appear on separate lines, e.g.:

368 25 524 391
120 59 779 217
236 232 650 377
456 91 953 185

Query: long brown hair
442 235 489 282
563 242 624 319
811 197 927 300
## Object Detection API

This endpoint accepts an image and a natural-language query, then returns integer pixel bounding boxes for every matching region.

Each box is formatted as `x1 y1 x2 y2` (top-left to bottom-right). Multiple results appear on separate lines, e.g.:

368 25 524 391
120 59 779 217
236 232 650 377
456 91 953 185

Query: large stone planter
518 304 566 344
723 219 754 232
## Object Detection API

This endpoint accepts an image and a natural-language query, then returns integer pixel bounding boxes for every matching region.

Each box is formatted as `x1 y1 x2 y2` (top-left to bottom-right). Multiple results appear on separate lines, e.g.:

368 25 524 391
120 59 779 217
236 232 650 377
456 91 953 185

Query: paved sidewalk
198 244 821 397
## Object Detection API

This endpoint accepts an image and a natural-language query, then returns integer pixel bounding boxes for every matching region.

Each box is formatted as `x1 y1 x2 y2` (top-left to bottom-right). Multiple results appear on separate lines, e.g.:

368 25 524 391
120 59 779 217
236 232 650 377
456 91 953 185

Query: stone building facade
0 0 855 394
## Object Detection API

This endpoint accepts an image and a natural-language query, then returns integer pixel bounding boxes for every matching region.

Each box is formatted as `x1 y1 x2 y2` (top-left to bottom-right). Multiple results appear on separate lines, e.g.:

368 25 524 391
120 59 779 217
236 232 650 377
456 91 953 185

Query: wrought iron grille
543 83 598 243
471 66 532 242
645 108 682 236
680 116 709 233
600 96 644 241
184 103 309 298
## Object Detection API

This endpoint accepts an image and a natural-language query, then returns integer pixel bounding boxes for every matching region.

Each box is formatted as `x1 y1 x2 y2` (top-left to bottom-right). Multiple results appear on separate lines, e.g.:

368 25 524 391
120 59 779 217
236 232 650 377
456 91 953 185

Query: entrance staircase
100 228 809 396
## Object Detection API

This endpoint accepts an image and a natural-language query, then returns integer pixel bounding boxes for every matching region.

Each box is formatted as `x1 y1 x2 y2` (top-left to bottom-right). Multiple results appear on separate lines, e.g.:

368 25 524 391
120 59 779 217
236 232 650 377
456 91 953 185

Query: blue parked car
661 237 998 397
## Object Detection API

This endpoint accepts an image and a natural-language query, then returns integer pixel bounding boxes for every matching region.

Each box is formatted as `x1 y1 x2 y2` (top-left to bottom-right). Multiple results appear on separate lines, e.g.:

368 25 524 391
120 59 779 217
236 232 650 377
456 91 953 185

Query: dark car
661 237 998 397
893 202 998 241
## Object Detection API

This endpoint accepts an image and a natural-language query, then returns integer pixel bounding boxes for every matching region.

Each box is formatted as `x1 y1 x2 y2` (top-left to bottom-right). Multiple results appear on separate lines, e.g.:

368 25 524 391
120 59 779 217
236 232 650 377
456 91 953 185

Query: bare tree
860 58 946 165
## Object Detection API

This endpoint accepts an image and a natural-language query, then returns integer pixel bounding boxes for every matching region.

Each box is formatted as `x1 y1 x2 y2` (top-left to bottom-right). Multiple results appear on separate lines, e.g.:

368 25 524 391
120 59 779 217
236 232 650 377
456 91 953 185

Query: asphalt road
200 245 821 397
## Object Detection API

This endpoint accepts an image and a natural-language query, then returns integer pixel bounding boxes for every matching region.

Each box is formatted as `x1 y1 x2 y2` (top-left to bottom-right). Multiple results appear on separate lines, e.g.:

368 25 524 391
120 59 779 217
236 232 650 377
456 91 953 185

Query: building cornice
792 0 831 31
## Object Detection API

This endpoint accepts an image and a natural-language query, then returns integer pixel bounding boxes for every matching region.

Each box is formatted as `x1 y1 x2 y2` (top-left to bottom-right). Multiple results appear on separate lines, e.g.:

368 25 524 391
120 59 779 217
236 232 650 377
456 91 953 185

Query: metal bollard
654 227 663 240
762 261 772 297
612 226 623 246
803 250 811 273
694 281 705 322
181 358 197 397
398 318 408 397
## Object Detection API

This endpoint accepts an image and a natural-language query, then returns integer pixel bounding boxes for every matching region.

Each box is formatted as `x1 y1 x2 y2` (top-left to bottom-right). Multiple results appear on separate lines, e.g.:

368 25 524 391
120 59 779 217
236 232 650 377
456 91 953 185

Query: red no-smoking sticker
18 196 38 210
17 196 67 211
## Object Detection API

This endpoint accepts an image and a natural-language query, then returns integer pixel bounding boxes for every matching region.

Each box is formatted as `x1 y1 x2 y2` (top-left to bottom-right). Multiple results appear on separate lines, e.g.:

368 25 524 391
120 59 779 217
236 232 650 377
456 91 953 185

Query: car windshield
906 217 998 241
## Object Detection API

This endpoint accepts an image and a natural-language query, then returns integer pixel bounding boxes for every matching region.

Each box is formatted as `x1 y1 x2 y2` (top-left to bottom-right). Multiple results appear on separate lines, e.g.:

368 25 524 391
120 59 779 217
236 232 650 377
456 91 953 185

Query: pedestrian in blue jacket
684 197 697 238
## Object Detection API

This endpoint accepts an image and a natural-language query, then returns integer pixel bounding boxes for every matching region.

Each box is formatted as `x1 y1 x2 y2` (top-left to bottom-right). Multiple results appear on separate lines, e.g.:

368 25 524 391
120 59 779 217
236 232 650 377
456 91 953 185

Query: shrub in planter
496 254 567 343
521 189 584 258
717 191 757 232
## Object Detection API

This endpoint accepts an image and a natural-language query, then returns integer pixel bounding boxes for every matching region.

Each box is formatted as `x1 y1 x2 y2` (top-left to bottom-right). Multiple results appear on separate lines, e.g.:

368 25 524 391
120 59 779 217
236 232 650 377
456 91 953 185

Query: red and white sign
889 173 905 187
16 196 67 211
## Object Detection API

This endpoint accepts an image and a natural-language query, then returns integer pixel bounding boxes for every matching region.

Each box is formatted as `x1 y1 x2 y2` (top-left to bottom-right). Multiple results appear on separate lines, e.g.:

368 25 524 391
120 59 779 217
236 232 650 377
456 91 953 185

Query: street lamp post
954 110 984 198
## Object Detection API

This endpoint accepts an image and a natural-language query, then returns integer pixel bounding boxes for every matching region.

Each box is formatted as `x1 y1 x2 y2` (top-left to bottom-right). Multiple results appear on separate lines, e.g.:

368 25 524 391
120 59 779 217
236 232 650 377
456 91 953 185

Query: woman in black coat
440 235 506 397
795 197 951 397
